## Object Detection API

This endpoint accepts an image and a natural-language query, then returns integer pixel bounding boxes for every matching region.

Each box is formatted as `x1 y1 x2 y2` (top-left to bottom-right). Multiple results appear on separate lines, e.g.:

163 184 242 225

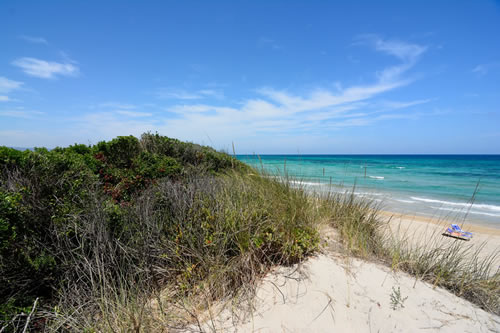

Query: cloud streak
0 77 23 102
0 77 23 93
472 62 500 76
154 88 224 100
12 57 79 79
355 35 426 84
19 35 48 45
0 109 44 118
93 102 153 118
98 102 137 109
115 110 153 117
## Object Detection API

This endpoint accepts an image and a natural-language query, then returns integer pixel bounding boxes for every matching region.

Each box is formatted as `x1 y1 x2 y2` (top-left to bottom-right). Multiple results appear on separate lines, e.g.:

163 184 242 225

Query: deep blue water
237 155 500 228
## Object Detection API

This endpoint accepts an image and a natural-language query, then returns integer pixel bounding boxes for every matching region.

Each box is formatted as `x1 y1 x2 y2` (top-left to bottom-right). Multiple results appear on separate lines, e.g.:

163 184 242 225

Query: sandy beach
381 210 500 268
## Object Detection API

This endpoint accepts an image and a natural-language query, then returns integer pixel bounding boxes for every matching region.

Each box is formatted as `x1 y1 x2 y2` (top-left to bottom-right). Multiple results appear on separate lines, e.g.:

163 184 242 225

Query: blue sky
1 0 499 153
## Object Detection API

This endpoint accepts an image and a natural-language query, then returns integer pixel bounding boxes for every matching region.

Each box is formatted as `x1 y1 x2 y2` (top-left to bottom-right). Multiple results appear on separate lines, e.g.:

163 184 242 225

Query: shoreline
379 209 500 236
380 209 500 268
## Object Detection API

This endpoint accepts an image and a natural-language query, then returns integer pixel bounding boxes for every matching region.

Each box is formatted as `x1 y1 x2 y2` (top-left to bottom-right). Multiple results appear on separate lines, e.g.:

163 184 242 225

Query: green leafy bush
2 133 301 331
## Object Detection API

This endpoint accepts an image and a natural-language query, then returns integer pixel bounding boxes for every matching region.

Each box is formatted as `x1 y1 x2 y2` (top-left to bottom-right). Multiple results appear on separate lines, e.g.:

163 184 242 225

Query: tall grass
320 190 383 256
382 225 499 314
36 171 320 331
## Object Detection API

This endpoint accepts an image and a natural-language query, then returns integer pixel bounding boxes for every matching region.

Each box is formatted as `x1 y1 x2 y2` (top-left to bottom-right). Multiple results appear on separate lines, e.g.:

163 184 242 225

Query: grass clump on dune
320 190 383 256
382 230 499 315
0 133 319 331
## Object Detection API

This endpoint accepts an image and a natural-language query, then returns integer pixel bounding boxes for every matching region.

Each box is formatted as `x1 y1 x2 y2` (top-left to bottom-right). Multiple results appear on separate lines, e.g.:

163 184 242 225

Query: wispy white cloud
99 102 137 109
168 104 236 114
158 90 201 100
369 36 426 62
115 110 153 117
256 81 405 114
90 102 153 118
155 88 224 100
472 64 487 75
355 35 426 83
472 62 499 76
12 57 79 79
19 35 48 45
0 109 44 118
0 77 23 93
378 99 433 109
198 89 225 99
0 77 23 102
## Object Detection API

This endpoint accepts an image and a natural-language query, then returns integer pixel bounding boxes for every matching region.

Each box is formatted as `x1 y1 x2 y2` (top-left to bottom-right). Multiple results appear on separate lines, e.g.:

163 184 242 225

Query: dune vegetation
0 133 320 331
0 133 498 331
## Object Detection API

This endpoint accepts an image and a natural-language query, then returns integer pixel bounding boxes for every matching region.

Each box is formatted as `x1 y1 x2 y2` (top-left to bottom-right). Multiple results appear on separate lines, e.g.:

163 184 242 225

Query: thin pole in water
231 141 235 169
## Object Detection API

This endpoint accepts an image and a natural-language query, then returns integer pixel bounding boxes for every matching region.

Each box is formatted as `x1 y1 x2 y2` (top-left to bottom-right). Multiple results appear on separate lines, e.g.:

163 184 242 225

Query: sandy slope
188 220 500 333
193 252 499 332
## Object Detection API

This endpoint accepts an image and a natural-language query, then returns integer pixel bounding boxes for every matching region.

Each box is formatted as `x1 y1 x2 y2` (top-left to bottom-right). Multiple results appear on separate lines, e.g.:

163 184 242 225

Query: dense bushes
0 133 319 331
0 134 237 324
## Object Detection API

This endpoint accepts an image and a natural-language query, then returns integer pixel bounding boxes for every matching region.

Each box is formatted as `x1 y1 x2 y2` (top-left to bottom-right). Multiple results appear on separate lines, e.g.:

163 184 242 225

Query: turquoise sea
237 155 500 228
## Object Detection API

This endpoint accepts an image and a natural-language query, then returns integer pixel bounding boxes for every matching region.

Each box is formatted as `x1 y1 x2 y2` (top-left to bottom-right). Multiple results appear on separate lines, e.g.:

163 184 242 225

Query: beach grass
42 174 323 332
381 224 499 315
314 185 500 315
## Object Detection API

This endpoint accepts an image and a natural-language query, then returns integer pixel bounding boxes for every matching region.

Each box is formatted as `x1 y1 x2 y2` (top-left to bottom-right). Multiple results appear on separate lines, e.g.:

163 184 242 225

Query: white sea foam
430 206 500 217
356 192 383 196
369 176 385 180
301 182 323 186
289 180 322 186
395 199 415 204
468 211 500 217
396 166 405 169
412 197 500 212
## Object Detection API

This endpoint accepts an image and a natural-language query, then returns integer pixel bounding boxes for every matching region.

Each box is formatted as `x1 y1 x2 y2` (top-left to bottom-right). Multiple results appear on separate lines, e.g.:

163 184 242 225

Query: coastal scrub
0 133 319 331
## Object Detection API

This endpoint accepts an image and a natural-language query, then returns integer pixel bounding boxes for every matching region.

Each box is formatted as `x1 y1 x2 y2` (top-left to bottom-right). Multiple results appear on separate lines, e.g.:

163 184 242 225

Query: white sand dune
190 221 500 332
195 253 499 332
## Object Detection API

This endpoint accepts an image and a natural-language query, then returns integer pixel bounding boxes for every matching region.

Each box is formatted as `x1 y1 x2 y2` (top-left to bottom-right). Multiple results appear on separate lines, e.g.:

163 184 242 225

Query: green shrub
0 133 245 329
95 135 141 168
